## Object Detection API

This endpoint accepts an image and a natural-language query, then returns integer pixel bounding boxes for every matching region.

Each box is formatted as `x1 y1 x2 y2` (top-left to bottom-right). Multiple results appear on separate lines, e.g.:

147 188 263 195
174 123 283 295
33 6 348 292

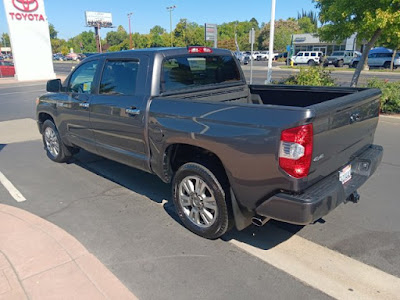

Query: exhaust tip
252 216 269 227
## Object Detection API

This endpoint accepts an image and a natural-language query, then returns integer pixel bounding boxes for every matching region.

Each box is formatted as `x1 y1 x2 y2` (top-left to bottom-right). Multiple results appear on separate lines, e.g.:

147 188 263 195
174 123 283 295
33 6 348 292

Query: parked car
242 54 250 65
291 51 323 66
350 52 400 69
53 54 65 61
65 53 80 61
0 60 15 77
256 51 269 61
37 47 383 239
323 50 361 67
251 51 260 60
77 53 87 61
276 52 288 60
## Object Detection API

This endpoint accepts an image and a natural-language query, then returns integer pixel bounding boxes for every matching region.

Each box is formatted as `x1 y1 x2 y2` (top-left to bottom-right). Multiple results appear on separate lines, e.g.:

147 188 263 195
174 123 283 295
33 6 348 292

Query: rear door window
305 53 310 57
162 55 241 92
99 60 139 95
311 53 316 57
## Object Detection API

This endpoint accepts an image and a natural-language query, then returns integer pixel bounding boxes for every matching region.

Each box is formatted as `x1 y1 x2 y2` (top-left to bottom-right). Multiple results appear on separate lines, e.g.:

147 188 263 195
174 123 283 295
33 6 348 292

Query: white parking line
0 89 44 96
0 171 26 202
230 226 400 300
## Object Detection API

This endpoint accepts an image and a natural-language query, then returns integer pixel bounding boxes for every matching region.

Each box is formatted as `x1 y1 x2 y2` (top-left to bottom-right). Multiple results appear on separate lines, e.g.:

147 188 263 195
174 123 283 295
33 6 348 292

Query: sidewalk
0 204 137 300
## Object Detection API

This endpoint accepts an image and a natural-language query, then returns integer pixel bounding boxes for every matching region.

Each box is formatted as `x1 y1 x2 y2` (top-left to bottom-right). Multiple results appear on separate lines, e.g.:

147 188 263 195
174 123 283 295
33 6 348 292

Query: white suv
291 51 323 66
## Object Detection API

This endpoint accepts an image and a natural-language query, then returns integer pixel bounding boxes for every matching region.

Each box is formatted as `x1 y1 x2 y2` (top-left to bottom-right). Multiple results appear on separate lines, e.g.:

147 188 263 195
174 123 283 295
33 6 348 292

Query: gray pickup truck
37 47 383 239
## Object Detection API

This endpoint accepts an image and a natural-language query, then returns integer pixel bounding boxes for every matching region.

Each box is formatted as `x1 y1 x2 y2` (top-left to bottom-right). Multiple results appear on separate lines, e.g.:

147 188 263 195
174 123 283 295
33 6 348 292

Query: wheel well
37 113 54 133
165 144 229 185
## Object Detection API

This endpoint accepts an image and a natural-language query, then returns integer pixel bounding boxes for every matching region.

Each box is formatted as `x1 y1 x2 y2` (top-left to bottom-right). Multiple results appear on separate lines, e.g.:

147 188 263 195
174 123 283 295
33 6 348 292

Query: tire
307 60 315 66
335 60 344 68
383 61 391 69
172 162 232 239
42 120 72 163
352 61 358 68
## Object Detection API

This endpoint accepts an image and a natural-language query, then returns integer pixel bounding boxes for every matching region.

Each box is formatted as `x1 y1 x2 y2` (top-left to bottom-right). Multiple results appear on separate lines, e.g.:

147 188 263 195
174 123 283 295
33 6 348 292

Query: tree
105 25 128 47
49 23 58 39
297 9 318 28
1 33 10 47
150 25 166 36
67 31 97 53
298 17 317 33
259 19 300 52
315 0 400 87
51 38 68 54
249 17 259 30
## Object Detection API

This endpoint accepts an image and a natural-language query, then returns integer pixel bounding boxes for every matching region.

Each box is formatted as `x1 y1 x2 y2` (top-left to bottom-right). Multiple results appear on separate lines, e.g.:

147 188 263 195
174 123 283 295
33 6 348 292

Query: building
1 47 12 54
292 33 358 56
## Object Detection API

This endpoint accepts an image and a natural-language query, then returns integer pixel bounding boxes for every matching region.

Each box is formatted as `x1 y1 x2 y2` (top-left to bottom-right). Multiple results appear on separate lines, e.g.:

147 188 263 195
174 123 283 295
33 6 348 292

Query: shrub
367 79 400 114
276 57 287 63
279 66 336 87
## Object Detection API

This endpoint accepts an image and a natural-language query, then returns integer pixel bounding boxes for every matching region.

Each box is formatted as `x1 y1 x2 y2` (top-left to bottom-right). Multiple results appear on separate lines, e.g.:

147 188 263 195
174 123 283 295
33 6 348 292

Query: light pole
127 12 133 49
166 5 176 47
266 0 276 84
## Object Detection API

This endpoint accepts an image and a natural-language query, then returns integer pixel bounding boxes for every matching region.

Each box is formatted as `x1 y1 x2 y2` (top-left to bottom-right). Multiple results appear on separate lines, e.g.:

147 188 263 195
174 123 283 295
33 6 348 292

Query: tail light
188 47 213 54
279 124 313 178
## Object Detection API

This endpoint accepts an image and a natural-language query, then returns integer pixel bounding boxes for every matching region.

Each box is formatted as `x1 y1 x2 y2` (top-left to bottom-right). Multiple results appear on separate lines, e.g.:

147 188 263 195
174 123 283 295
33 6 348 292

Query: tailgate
306 88 381 186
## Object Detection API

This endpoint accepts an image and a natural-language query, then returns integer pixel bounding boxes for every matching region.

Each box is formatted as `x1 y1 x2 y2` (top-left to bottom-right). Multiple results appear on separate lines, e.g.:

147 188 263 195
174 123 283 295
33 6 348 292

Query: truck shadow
222 222 304 250
71 149 307 250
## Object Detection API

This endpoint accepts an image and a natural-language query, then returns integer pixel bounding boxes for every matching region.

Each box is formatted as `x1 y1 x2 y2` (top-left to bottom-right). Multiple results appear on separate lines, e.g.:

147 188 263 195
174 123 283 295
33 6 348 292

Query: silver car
351 52 400 69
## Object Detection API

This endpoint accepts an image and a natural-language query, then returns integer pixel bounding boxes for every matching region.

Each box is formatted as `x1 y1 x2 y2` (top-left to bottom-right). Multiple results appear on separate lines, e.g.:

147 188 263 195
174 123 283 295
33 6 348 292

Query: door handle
126 107 140 115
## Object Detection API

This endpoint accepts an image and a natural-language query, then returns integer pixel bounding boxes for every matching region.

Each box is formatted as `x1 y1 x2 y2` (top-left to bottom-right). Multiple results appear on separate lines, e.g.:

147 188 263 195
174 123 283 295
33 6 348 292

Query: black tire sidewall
172 163 230 239
42 120 68 163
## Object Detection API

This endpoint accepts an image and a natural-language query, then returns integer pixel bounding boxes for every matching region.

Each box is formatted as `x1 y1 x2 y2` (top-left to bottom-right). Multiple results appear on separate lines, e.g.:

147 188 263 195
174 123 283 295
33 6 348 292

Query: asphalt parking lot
1 74 400 299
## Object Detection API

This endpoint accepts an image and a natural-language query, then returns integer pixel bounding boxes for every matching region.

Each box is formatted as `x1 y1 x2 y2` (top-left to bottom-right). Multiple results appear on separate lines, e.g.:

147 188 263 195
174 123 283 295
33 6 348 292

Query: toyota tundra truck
36 47 383 239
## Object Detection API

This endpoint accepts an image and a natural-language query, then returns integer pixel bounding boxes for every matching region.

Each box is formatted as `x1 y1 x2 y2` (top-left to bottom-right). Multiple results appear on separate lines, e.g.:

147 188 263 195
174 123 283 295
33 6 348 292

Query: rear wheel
172 162 232 239
352 61 358 68
307 60 315 66
383 61 391 69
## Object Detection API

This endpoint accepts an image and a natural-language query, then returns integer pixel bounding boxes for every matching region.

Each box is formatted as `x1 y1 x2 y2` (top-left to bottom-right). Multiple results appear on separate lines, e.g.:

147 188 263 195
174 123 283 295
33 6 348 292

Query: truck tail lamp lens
188 47 213 54
279 124 313 178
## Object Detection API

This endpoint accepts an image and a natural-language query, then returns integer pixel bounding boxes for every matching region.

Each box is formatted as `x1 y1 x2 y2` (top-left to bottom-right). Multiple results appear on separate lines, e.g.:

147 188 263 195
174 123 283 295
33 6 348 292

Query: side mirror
46 79 62 93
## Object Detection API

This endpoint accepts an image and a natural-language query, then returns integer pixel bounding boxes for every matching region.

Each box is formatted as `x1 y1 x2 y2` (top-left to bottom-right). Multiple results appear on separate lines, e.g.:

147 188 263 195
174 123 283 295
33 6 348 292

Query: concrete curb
0 204 137 300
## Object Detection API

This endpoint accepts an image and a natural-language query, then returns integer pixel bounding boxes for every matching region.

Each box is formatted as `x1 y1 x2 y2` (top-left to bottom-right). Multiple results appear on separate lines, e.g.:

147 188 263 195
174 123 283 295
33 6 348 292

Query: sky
0 0 317 40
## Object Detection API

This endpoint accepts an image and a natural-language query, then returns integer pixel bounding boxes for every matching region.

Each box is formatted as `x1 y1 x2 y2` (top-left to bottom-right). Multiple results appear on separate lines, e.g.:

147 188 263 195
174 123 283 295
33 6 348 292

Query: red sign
13 0 38 12
9 0 45 22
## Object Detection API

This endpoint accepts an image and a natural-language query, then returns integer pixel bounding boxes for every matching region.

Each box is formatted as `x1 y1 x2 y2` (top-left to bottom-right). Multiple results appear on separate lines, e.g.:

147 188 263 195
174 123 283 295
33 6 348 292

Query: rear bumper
255 145 383 225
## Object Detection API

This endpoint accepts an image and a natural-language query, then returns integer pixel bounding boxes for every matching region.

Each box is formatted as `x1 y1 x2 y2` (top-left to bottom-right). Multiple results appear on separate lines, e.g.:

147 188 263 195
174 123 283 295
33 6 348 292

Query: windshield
162 55 241 92
331 52 344 56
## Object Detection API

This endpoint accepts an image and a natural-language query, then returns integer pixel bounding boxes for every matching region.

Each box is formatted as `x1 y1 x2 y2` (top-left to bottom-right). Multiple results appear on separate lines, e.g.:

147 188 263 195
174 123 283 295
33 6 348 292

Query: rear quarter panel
148 98 313 210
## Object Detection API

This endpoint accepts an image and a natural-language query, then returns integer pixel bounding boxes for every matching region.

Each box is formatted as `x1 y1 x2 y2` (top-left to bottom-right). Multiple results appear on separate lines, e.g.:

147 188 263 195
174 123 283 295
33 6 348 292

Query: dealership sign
3 0 55 80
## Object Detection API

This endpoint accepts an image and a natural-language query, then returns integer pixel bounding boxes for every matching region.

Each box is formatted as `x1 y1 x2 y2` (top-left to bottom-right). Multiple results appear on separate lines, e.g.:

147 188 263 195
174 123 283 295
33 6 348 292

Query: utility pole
95 24 102 53
166 5 176 47
127 12 133 49
266 0 276 84
249 28 255 84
